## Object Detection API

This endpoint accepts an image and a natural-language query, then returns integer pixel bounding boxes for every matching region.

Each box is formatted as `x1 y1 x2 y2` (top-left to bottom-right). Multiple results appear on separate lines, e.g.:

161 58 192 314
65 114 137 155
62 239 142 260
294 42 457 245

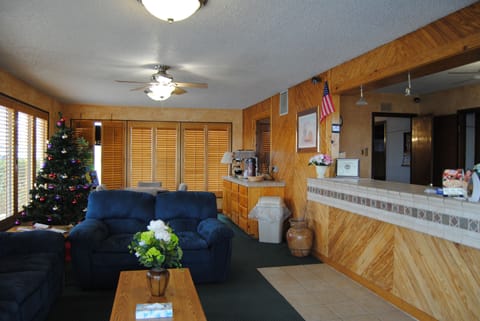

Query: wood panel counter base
307 178 480 321
223 177 285 238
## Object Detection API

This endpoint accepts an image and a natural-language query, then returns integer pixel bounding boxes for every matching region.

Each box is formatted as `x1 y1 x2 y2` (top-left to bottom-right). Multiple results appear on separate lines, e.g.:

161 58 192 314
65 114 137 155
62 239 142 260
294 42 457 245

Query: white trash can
248 196 291 243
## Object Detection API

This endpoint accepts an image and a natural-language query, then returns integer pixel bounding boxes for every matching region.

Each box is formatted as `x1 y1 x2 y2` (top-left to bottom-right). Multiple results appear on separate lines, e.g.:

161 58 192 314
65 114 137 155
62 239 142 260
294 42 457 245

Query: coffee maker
232 150 257 178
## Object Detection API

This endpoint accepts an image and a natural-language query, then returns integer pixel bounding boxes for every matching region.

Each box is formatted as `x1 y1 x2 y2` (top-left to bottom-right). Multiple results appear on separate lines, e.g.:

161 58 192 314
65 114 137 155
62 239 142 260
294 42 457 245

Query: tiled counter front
306 177 480 321
307 178 480 250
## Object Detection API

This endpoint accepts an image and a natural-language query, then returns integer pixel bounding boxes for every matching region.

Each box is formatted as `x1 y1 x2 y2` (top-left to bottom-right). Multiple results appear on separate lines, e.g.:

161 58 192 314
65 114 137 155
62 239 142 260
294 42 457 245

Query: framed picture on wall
297 107 318 152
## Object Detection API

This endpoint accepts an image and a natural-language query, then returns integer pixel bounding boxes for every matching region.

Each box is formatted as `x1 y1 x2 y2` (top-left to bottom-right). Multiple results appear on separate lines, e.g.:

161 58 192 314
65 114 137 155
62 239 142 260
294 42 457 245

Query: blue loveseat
69 190 234 289
0 230 65 321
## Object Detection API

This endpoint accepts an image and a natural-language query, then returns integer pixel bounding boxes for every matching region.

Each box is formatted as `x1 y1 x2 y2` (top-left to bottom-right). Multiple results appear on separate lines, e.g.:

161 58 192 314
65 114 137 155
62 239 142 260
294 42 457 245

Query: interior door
433 114 458 186
411 115 433 185
372 121 386 180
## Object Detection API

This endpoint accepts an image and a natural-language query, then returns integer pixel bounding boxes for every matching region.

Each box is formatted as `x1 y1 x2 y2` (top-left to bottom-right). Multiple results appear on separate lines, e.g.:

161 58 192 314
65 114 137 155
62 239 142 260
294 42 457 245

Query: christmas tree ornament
72 199 77 204
48 184 55 190
52 205 58 211
39 197 45 202
48 155 53 160
54 195 62 201
62 134 68 139
47 143 52 149
69 186 76 191
61 148 67 154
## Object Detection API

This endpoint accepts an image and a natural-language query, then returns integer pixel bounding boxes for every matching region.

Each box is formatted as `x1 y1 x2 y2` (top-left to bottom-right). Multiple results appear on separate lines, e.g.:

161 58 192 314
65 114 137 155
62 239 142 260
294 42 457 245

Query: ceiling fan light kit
139 0 207 23
145 83 176 101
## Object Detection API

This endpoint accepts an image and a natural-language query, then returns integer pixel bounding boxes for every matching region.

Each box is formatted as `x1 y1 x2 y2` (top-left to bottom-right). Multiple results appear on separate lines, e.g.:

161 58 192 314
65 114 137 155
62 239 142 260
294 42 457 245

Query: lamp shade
220 152 233 164
140 0 205 23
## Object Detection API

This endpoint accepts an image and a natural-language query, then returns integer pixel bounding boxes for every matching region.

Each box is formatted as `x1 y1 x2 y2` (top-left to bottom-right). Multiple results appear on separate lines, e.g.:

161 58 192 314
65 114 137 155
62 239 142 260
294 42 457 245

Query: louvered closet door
182 124 206 191
155 124 179 191
102 121 126 189
129 126 153 187
207 125 230 195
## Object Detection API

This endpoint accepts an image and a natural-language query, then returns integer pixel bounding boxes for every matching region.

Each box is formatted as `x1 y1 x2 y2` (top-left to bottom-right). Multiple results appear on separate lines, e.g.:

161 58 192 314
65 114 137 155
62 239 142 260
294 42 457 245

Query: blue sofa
0 230 65 321
69 190 234 289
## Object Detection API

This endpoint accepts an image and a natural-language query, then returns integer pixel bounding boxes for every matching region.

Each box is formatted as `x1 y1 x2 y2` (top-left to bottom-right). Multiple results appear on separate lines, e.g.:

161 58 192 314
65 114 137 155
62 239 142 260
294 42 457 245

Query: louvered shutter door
207 126 230 195
130 126 153 187
102 121 126 189
182 125 206 191
155 124 179 191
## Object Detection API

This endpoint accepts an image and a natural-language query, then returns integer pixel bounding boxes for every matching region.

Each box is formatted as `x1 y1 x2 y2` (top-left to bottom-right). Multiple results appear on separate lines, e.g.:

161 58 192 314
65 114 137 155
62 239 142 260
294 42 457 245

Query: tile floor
258 264 417 321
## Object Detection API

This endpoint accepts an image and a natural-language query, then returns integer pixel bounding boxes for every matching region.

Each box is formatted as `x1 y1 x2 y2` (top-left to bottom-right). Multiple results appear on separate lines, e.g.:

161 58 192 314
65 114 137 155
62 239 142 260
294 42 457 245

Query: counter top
307 178 480 250
223 176 286 187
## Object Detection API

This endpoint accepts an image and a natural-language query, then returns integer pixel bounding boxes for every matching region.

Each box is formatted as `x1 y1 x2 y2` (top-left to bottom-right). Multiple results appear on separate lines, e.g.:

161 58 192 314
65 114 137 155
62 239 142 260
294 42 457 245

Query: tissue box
135 303 173 319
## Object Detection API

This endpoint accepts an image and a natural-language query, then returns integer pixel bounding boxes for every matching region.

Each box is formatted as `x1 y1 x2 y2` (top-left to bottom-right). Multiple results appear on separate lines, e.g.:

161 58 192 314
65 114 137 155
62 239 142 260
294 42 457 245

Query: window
0 95 48 228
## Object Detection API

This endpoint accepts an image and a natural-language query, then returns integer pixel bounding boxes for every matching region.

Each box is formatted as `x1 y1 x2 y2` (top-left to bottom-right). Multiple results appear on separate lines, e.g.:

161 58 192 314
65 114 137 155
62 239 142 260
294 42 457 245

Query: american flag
321 81 335 122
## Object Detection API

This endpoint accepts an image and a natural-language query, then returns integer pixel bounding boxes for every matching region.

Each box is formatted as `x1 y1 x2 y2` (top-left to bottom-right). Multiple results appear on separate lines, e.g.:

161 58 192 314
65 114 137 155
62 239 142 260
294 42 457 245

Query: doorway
256 117 271 175
372 113 414 183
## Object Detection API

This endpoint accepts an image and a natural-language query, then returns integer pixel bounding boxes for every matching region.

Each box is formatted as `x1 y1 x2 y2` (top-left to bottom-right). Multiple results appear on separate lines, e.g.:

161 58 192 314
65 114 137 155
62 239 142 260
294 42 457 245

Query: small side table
7 223 73 261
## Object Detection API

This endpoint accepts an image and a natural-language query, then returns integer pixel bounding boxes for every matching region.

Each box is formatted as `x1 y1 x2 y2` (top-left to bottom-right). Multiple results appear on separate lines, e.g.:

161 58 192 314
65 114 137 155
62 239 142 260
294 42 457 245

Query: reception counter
306 177 480 321
307 177 480 250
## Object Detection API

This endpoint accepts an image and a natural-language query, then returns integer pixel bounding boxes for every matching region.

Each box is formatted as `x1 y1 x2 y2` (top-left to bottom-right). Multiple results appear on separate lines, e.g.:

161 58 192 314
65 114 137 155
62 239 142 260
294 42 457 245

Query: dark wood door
411 115 433 185
433 114 458 186
372 121 386 180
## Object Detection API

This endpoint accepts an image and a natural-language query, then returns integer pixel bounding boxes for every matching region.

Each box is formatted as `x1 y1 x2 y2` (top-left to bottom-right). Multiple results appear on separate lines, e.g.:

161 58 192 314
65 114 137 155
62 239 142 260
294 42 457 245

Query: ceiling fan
116 65 208 101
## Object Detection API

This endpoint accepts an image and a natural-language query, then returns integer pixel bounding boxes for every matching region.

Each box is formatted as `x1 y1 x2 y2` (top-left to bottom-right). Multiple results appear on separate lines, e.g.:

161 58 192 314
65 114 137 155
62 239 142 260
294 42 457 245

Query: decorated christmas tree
21 114 92 225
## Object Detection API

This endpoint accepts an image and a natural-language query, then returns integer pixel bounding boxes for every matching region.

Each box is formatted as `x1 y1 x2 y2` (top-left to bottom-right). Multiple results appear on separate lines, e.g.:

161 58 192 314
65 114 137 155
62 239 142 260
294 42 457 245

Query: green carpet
47 215 320 321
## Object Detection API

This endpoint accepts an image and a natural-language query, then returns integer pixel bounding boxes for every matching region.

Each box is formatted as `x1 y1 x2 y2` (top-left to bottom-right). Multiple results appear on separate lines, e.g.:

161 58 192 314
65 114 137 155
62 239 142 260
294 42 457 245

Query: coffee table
109 268 206 321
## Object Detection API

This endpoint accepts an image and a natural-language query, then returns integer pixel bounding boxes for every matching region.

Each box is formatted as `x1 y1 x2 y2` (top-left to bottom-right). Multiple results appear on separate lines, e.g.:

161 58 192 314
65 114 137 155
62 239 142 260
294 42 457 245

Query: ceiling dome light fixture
145 83 175 101
356 84 368 106
138 0 207 23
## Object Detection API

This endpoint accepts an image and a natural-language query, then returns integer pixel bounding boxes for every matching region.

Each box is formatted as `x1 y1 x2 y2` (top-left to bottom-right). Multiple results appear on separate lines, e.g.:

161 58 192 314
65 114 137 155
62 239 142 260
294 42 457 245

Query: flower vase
286 218 313 257
315 165 328 178
146 268 170 297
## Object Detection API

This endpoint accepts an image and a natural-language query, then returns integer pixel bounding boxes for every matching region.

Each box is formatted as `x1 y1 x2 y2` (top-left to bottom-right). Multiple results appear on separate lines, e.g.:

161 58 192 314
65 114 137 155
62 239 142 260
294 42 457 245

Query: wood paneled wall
62 103 243 152
307 201 480 321
243 3 480 217
0 69 63 134
243 4 480 319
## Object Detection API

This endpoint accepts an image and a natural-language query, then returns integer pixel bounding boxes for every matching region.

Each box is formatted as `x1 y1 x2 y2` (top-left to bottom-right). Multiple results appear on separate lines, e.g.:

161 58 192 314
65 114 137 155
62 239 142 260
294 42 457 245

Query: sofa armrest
68 219 109 248
0 230 65 258
197 218 234 246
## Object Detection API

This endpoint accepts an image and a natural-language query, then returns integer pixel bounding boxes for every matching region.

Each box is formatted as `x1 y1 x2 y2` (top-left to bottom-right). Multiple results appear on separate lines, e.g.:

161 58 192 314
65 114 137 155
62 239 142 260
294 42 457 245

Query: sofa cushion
168 218 199 233
96 234 134 253
0 300 19 321
0 271 46 321
86 190 155 224
177 231 208 250
155 191 217 221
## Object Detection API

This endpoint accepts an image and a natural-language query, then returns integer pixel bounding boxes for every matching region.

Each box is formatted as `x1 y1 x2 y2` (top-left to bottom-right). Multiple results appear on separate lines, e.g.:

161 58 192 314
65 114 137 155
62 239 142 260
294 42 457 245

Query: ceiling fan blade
174 81 208 88
130 85 150 91
172 87 187 95
448 71 480 75
115 80 152 84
